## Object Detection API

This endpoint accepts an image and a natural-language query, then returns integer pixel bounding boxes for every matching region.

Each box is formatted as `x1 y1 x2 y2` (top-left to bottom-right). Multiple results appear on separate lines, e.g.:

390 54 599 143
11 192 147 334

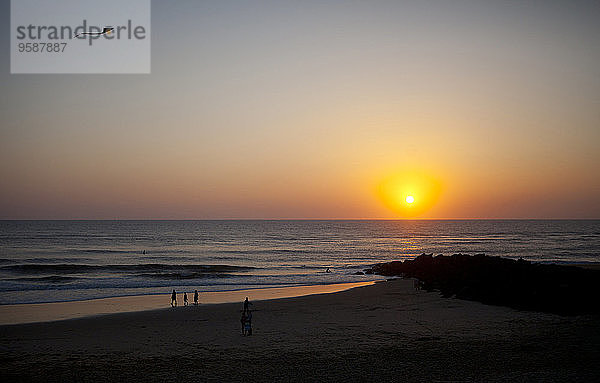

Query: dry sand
1 279 599 382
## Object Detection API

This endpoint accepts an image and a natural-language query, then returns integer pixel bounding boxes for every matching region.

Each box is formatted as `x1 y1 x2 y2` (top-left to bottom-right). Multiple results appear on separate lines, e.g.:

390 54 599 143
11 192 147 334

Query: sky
1 0 599 219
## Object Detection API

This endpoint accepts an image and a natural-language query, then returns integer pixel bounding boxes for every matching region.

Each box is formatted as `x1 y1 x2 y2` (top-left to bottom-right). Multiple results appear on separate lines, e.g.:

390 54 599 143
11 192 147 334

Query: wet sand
1 279 599 382
0 282 373 325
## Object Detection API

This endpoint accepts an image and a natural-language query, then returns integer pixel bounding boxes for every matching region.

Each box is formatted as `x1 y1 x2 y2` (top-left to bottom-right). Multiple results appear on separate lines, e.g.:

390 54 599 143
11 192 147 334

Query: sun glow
376 170 443 217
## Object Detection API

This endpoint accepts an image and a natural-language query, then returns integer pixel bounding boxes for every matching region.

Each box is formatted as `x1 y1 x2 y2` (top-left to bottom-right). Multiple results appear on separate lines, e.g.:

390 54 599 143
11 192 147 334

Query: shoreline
1 260 597 326
0 281 374 326
2 260 598 326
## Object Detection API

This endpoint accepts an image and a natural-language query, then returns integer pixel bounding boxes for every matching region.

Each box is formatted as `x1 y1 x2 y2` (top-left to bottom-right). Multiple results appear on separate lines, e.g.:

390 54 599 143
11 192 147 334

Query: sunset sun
376 169 443 217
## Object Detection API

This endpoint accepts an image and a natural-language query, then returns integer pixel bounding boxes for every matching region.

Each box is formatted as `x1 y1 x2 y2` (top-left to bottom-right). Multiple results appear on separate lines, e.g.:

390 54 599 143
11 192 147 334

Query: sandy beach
1 278 599 382
0 282 374 326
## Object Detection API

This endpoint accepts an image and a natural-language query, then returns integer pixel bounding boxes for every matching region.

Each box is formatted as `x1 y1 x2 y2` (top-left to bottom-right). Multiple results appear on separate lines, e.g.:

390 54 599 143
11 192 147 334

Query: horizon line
1 218 599 221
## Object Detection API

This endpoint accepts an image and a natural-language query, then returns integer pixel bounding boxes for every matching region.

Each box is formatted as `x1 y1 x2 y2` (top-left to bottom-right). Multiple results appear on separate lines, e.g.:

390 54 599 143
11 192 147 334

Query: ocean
0 220 598 305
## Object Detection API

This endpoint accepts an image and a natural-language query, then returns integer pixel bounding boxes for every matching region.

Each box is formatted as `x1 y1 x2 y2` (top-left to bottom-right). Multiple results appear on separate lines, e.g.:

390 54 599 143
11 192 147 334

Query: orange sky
1 1 599 219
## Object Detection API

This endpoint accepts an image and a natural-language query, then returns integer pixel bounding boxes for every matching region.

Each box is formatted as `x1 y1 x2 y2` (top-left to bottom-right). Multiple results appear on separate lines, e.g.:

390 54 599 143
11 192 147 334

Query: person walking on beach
171 289 177 307
194 290 199 305
184 292 189 306
243 297 252 313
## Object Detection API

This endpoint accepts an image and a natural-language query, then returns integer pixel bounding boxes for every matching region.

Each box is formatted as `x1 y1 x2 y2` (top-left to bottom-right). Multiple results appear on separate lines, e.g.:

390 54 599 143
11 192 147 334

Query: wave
77 249 134 254
213 249 346 255
138 272 240 280
0 264 256 275
4 272 240 284
0 257 93 264
0 276 377 295
7 275 80 283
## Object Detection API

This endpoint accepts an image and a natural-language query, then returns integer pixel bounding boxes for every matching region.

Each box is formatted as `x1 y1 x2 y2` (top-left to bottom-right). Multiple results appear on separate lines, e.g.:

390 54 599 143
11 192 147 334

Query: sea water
0 220 598 304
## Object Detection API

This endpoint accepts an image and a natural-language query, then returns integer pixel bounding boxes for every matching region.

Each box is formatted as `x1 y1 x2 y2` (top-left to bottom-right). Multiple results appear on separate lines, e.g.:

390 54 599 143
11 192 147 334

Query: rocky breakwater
368 254 600 316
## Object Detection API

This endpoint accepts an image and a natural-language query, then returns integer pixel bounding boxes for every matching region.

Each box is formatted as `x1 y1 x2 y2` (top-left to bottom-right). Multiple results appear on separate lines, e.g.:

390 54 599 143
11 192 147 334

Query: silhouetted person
143 250 146 255
194 290 199 305
171 289 177 307
326 268 331 273
184 292 189 306
243 297 252 313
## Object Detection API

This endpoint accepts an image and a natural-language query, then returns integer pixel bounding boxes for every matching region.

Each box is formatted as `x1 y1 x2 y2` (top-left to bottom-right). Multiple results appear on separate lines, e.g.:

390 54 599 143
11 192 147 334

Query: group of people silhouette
170 289 199 307
170 291 254 335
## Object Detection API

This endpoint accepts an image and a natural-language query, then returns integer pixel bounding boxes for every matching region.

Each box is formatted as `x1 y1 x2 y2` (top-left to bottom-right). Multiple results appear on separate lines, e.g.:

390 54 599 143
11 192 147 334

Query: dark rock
354 271 365 275
367 254 600 316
